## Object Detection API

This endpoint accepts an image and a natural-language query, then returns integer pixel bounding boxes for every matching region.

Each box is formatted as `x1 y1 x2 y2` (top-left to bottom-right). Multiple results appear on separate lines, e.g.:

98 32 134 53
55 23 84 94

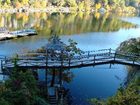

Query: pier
0 28 37 41
0 49 140 73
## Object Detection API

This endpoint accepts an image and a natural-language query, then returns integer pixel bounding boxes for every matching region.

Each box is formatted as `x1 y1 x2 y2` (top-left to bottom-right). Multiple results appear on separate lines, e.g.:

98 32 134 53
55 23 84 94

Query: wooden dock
0 29 37 41
0 49 140 72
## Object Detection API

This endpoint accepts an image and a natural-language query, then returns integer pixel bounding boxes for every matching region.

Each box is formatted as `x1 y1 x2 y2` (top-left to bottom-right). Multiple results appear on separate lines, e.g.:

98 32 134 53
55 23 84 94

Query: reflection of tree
124 66 140 86
48 69 74 87
0 13 137 35
49 69 55 87
62 70 74 83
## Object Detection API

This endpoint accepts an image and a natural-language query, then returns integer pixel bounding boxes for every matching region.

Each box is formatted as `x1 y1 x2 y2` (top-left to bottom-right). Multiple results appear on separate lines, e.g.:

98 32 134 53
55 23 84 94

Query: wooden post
81 61 83 65
60 50 63 87
4 57 7 72
94 55 96 64
88 51 90 58
133 59 135 64
46 68 48 86
46 57 48 67
61 60 63 67
109 63 112 68
109 48 111 56
50 69 56 87
16 54 19 60
61 51 63 67
114 53 116 61
1 60 3 71
46 50 48 67
68 58 71 67
4 56 6 61
4 56 6 64
59 68 62 87
46 50 48 86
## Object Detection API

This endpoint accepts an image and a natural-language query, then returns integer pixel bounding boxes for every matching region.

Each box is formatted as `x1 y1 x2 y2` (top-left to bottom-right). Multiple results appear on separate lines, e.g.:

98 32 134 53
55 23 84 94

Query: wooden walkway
0 49 140 71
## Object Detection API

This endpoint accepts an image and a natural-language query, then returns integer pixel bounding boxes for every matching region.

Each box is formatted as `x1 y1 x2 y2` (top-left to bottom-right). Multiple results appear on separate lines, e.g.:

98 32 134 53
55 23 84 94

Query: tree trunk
50 69 55 87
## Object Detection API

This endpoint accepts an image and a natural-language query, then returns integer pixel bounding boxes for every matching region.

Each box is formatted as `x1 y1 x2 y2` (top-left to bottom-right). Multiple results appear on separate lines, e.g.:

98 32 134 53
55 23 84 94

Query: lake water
0 13 140 105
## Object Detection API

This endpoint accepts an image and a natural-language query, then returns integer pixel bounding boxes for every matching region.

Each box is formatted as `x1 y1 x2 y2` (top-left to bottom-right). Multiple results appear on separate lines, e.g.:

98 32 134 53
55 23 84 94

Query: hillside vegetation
0 0 140 13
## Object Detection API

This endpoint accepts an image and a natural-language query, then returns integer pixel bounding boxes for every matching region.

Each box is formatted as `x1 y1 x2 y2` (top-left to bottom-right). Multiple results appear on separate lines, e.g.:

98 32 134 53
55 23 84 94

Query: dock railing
0 49 140 71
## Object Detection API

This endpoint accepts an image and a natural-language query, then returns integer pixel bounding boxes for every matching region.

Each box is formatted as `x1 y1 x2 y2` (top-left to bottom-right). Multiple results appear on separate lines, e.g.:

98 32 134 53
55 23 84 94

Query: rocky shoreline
117 37 140 54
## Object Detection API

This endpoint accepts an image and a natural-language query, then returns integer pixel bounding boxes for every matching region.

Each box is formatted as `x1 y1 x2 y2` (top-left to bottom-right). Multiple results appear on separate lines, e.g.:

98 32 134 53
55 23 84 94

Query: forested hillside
0 0 140 13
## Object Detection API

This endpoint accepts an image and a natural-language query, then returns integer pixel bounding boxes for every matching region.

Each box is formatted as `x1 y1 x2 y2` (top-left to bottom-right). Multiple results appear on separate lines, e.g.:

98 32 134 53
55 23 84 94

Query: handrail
16 48 139 58
2 51 140 61
83 48 111 53
1 49 140 70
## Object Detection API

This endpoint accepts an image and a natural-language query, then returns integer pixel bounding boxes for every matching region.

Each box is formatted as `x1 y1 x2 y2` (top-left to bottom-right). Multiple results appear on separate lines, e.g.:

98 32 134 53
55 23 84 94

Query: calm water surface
0 13 140 105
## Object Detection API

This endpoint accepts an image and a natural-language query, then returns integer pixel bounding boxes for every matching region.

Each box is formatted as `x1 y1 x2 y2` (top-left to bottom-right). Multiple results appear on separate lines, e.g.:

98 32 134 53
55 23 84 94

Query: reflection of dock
0 49 140 72
0 29 37 41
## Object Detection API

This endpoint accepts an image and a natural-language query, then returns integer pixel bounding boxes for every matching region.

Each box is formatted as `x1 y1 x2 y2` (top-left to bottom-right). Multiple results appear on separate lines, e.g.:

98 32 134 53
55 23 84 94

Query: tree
51 0 59 6
95 2 101 11
21 0 29 5
102 0 108 6
66 0 77 7
6 0 11 5
58 0 65 6
40 0 47 8
78 1 85 11
0 64 48 105
84 0 92 11
0 98 10 105
129 0 140 7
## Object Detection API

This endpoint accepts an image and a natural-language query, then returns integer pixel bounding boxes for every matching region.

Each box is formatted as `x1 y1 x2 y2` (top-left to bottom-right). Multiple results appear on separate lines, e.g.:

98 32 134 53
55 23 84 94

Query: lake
0 12 140 105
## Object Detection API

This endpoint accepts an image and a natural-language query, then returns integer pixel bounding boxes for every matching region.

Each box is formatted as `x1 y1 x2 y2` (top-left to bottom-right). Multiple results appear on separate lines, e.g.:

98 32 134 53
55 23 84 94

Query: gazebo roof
46 35 66 51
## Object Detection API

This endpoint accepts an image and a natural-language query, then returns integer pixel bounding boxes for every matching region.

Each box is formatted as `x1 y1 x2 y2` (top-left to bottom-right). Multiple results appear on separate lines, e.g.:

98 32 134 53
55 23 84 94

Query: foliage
66 0 77 7
0 64 48 105
90 76 140 105
0 0 139 13
118 38 140 54
65 39 83 57
0 98 10 105
95 3 101 11
117 38 140 61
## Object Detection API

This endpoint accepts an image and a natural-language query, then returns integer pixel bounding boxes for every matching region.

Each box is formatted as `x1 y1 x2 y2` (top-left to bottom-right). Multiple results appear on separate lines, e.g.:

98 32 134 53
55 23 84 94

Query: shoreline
0 7 84 13
0 7 138 14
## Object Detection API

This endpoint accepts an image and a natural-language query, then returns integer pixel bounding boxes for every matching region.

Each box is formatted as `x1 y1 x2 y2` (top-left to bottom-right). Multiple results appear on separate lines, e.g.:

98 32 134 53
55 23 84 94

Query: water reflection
0 13 139 56
0 12 137 35
36 64 129 105
124 66 140 86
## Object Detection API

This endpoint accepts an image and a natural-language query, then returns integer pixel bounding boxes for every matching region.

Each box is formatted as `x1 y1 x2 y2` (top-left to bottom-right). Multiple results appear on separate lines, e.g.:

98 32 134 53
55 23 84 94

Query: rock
117 37 140 54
